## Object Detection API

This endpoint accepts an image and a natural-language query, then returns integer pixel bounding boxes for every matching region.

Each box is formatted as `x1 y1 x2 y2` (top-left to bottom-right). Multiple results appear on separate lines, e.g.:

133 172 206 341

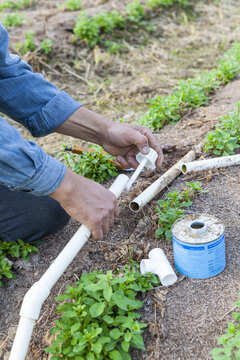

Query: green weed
210 292 240 359
2 13 24 27
0 0 34 10
73 0 194 49
62 146 118 183
204 103 240 156
40 39 53 54
104 41 126 54
155 182 203 241
73 10 125 48
59 0 82 11
126 0 146 23
0 239 38 287
16 32 53 55
45 262 160 359
146 0 190 8
15 31 36 54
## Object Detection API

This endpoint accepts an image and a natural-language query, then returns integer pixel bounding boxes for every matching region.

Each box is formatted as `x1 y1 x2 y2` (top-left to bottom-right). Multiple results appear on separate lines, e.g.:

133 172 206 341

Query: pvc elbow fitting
140 248 177 287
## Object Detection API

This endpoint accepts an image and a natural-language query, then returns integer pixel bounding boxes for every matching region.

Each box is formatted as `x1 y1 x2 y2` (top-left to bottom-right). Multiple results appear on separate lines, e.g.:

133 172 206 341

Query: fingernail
142 146 149 154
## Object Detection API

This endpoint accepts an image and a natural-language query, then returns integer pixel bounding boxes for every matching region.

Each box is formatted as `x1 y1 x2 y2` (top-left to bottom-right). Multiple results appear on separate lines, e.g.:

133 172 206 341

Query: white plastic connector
136 148 158 169
125 148 158 191
140 248 177 287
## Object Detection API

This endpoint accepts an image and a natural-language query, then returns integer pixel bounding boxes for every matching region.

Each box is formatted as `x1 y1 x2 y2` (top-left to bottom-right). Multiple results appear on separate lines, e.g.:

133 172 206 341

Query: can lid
172 213 224 244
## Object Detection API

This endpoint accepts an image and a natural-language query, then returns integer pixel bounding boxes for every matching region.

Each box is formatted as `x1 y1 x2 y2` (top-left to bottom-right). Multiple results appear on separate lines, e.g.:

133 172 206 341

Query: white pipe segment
129 150 196 212
9 174 129 360
181 154 240 174
140 248 177 286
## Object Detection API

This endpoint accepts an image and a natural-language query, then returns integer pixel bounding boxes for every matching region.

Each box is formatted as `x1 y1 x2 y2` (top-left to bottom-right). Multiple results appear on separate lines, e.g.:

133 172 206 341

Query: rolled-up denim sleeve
0 23 82 137
0 117 66 195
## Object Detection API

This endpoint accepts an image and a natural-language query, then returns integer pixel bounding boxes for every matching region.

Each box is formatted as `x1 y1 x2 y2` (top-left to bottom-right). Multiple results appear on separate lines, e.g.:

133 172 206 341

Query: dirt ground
1 0 240 359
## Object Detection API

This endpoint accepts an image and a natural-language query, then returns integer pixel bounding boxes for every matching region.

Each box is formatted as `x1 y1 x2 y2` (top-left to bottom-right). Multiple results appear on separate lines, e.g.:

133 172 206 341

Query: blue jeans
0 184 70 242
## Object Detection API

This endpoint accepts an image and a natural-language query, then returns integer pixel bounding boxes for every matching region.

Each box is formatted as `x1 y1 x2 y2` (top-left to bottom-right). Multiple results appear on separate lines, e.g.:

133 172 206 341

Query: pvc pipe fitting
136 148 158 169
181 154 240 174
140 248 177 287
129 150 196 212
125 148 158 191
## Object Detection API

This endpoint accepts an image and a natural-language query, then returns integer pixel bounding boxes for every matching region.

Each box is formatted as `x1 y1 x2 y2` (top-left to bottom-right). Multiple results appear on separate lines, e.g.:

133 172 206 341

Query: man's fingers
116 156 130 168
126 129 150 155
92 225 104 240
137 126 164 168
102 217 110 236
114 201 119 217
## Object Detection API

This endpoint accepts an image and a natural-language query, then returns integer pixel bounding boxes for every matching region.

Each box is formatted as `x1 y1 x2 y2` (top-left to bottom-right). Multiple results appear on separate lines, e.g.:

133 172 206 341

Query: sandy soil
1 0 240 359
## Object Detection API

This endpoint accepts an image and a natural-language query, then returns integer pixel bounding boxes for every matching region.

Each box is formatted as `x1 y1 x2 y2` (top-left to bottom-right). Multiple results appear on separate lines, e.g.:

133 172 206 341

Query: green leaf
103 315 114 324
109 328 122 340
112 293 128 311
103 285 112 301
86 352 95 360
71 323 81 334
91 342 102 354
121 341 130 352
109 350 123 360
124 331 132 342
89 302 105 317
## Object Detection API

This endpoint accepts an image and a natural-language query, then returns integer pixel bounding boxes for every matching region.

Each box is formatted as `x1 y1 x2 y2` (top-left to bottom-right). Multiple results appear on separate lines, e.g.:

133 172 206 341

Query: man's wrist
55 106 112 145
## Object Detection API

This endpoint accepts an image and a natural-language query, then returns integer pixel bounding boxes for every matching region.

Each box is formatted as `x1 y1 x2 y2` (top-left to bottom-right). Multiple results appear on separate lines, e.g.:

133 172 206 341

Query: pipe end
182 164 187 174
129 201 140 212
161 274 177 287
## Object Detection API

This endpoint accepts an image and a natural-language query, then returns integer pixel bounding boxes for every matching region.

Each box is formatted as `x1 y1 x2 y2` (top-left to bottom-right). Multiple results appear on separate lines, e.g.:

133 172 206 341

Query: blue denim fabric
0 24 82 195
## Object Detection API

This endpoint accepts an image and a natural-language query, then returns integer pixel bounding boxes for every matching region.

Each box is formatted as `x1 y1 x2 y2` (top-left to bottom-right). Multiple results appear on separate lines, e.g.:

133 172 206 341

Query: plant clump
15 31 53 55
2 13 24 27
155 182 203 241
73 0 193 48
0 0 34 10
204 102 240 156
210 292 240 359
59 0 82 11
0 239 38 287
45 262 160 360
139 42 240 130
62 146 118 183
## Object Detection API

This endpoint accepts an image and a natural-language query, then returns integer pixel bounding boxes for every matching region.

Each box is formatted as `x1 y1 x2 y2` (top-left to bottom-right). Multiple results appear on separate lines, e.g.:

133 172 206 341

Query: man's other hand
49 168 119 240
102 123 163 169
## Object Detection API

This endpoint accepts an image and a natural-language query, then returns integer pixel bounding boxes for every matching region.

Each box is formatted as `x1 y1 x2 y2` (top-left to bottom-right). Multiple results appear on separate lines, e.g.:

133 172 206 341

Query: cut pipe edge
9 174 129 360
181 154 240 174
129 150 196 212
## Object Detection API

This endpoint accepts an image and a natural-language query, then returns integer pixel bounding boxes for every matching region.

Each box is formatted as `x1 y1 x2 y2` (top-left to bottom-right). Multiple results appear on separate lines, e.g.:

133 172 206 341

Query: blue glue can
172 214 225 279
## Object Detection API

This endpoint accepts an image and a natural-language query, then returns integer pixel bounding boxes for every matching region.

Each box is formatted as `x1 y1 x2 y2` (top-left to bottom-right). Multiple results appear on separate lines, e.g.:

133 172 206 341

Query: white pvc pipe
140 248 177 286
9 317 35 360
9 174 129 360
181 154 240 174
125 148 158 191
129 150 196 212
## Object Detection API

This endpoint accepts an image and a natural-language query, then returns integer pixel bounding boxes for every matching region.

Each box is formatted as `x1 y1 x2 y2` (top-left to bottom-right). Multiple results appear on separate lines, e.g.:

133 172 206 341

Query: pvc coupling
125 148 158 191
136 148 158 169
140 248 177 287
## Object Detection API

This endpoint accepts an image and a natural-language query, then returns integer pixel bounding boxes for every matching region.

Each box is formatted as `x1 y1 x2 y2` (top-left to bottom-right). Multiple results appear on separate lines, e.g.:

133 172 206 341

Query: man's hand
56 107 163 169
49 168 119 240
102 123 163 169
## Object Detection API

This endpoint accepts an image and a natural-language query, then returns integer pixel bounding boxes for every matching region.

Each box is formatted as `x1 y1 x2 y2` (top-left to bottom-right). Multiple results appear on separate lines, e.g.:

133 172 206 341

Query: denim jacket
0 24 81 195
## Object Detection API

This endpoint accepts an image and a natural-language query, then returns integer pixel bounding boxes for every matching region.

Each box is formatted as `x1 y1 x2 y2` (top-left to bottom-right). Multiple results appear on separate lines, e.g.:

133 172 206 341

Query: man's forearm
55 106 112 145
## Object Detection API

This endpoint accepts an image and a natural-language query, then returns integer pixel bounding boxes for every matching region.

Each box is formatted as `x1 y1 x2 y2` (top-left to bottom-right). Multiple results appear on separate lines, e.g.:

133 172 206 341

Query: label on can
172 233 225 279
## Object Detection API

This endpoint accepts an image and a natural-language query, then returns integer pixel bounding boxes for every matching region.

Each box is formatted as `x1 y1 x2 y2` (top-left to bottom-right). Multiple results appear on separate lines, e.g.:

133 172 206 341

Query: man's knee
0 185 70 242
